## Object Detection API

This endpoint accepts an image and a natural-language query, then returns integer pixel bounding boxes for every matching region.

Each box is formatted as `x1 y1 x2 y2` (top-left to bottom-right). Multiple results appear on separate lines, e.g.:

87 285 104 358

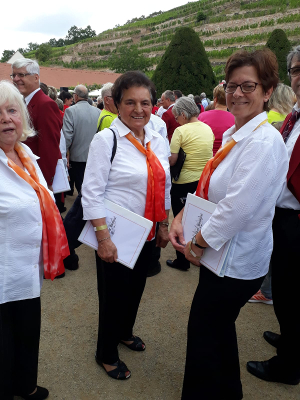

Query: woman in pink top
198 85 235 155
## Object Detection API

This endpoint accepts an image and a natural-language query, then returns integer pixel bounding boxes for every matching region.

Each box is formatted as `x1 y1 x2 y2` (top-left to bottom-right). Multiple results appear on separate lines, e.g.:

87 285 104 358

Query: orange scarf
126 133 167 240
196 119 268 199
196 139 237 199
7 143 69 280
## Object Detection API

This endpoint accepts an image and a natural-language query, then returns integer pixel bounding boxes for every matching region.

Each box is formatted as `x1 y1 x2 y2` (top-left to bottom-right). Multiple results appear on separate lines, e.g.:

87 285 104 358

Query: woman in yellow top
267 83 296 124
167 97 214 271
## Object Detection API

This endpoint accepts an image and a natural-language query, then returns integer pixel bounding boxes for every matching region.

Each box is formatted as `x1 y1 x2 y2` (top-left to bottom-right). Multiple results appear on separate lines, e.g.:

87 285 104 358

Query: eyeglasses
224 82 261 94
10 73 32 79
288 67 300 77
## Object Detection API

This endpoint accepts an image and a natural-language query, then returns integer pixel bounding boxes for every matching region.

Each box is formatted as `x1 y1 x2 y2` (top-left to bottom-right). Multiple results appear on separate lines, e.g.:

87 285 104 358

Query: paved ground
19 194 299 400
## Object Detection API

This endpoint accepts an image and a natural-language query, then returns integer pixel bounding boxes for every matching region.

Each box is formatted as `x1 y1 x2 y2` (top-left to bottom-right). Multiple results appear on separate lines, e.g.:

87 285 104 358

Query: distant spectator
167 97 214 271
194 95 205 114
63 84 100 193
97 96 104 110
267 83 296 124
173 90 183 100
96 82 118 131
200 92 209 109
204 102 215 111
40 82 48 96
59 91 73 111
87 97 93 106
161 90 180 142
198 84 235 155
157 97 167 118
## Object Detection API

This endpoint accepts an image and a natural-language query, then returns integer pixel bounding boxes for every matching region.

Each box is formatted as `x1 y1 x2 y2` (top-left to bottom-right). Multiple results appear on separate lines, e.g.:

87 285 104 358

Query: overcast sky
1 0 197 59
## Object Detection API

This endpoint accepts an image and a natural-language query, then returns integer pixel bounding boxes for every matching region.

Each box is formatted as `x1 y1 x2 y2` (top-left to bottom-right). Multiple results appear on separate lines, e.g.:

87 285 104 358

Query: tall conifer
152 27 217 97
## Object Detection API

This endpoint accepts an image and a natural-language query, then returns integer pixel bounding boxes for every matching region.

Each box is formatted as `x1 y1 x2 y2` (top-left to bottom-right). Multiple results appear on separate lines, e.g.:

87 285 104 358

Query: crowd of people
0 44 300 400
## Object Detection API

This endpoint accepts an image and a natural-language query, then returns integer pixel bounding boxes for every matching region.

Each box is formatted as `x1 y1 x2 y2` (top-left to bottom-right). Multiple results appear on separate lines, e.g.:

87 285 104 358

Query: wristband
189 241 201 259
94 225 108 232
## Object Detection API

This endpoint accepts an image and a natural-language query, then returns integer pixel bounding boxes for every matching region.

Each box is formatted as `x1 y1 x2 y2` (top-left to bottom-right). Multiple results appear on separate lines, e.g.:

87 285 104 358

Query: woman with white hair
167 97 214 271
0 81 69 400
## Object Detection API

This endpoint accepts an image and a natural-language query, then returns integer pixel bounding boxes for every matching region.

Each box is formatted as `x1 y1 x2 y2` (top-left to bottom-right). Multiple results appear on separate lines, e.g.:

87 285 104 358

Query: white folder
182 193 232 277
52 159 70 194
78 199 153 269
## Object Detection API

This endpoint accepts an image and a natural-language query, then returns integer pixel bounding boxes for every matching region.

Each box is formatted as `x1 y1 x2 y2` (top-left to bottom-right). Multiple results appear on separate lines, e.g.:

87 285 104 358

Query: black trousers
270 207 300 378
69 161 86 194
0 297 41 400
171 181 199 269
182 267 264 400
95 240 155 364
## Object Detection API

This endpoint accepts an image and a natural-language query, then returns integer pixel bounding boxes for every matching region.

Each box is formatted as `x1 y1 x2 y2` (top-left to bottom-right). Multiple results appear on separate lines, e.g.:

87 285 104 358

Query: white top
201 112 289 280
25 88 40 105
147 114 171 157
0 143 53 304
157 106 167 118
81 118 171 221
276 104 300 210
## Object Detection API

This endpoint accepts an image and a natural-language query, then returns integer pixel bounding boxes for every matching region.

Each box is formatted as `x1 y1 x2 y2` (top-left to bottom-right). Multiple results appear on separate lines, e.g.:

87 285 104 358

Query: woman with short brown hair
169 49 289 399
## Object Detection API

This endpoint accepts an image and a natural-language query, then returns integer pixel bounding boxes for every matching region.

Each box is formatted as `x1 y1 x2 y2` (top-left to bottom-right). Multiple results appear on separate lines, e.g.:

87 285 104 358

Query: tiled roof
0 63 121 88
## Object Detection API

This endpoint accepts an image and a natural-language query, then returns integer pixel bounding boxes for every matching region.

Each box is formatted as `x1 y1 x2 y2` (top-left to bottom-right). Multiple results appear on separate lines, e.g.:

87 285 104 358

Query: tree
152 27 217 98
35 43 52 62
27 42 39 51
196 12 207 22
1 50 15 62
81 25 96 40
266 29 291 85
65 25 96 44
108 45 151 73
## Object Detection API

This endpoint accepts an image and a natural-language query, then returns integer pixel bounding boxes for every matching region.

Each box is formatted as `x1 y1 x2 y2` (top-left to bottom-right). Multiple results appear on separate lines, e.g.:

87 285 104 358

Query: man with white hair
200 92 209 109
96 82 118 131
161 90 180 142
63 84 100 193
11 58 62 189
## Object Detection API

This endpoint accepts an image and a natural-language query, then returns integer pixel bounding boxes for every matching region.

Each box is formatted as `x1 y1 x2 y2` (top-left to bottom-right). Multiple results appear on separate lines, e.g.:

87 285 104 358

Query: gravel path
17 194 299 400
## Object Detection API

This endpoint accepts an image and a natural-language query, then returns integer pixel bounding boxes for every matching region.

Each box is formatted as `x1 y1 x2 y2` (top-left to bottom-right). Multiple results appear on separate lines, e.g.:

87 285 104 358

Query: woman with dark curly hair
81 71 171 380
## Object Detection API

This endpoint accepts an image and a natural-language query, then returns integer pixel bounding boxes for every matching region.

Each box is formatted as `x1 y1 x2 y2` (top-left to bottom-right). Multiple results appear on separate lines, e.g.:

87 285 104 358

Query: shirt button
36 244 39 248
38 222 41 226
34 265 38 268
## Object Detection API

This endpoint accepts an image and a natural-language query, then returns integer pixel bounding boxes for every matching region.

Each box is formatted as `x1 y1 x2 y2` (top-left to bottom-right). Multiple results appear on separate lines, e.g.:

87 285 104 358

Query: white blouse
82 118 171 221
0 143 53 304
201 112 289 280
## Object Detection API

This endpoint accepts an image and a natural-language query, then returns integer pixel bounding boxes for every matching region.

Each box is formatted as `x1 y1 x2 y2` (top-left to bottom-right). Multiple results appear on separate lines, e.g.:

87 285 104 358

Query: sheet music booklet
182 193 232 277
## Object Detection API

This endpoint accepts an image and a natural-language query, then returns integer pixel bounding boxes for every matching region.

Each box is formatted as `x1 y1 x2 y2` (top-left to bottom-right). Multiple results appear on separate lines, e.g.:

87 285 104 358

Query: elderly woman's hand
156 224 169 248
97 238 118 263
184 241 204 266
169 211 186 254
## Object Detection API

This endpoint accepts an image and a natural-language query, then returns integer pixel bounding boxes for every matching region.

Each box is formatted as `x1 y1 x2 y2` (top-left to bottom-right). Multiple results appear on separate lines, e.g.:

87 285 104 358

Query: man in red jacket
247 45 300 385
11 58 62 190
161 90 180 143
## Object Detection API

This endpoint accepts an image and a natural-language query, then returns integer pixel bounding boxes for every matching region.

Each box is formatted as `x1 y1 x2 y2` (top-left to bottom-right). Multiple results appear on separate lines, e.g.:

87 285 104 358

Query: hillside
24 0 300 81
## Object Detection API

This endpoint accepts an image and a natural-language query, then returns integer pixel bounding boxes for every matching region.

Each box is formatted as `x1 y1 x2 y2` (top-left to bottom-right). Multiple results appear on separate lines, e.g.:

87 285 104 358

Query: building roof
0 62 121 88
7 51 25 64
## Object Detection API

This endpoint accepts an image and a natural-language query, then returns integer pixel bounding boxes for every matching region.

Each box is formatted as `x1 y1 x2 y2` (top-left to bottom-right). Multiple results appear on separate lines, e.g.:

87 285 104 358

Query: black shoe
166 259 189 271
17 386 49 399
247 359 300 385
64 253 79 270
147 261 161 277
54 272 65 279
263 331 280 348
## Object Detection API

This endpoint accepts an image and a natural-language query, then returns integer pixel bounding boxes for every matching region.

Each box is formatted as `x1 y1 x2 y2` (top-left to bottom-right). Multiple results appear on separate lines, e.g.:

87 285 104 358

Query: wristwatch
192 235 206 249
